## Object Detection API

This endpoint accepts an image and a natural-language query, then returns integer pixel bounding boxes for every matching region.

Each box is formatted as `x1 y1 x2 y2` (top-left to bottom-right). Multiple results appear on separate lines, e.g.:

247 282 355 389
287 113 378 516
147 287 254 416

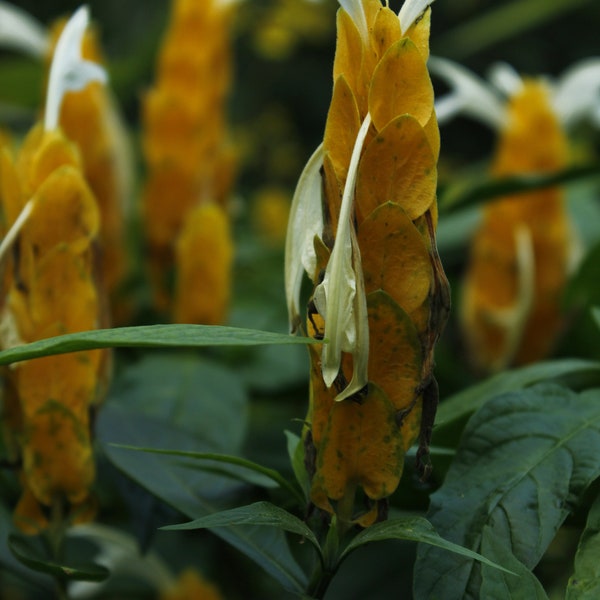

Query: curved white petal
552 58 600 128
0 1 48 58
398 0 434 35
488 62 523 97
338 0 368 42
44 6 107 131
315 114 371 391
429 56 507 129
334 225 369 401
486 225 535 372
285 144 324 333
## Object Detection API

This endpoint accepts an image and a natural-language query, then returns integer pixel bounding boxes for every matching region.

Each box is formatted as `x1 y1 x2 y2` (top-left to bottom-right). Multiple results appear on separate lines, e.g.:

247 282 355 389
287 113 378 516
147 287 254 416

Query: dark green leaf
161 501 320 554
340 516 510 574
110 444 304 503
567 492 600 599
434 359 600 445
8 534 109 582
564 243 600 310
415 384 600 600
109 353 247 452
0 324 316 366
592 307 600 331
98 405 308 594
439 164 600 212
285 430 310 501
480 526 548 600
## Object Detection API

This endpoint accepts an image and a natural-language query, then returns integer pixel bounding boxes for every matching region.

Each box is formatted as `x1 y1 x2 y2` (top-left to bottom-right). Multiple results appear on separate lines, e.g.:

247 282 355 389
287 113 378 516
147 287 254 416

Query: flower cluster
0 8 107 532
433 58 600 371
286 0 449 525
141 0 237 324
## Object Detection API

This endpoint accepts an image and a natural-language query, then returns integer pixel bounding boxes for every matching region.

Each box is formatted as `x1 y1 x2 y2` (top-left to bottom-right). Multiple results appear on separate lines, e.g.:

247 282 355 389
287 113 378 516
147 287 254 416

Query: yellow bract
304 0 449 523
141 0 237 322
461 80 570 371
173 203 233 325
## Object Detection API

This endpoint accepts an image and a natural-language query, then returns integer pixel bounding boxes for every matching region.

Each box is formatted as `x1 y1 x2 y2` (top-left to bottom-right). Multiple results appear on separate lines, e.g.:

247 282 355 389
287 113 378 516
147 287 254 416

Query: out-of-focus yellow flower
0 2 132 324
141 0 238 322
252 186 291 246
286 0 449 526
0 7 107 533
252 0 335 60
160 568 223 600
46 18 132 323
432 58 600 371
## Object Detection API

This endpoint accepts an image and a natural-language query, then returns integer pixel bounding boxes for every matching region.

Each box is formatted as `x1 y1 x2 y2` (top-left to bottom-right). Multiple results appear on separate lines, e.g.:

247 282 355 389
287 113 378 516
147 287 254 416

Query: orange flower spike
286 0 449 524
45 17 131 312
142 0 238 318
160 568 223 600
463 81 569 370
0 7 106 532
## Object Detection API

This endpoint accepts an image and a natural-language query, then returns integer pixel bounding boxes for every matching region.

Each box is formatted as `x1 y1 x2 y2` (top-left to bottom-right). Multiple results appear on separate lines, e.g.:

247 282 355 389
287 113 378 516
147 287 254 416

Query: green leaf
480 526 548 600
564 243 600 310
161 501 321 554
8 534 109 582
0 324 316 366
434 359 600 445
415 383 600 600
439 164 600 212
285 430 310 501
98 405 308 594
340 516 510 575
110 444 304 504
567 492 600 599
109 353 247 452
592 307 600 332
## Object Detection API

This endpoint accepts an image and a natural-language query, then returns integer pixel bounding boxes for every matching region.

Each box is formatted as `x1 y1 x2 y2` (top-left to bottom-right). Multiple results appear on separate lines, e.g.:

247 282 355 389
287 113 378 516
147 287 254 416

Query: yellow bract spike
0 123 104 531
461 80 570 371
295 0 448 524
141 0 237 322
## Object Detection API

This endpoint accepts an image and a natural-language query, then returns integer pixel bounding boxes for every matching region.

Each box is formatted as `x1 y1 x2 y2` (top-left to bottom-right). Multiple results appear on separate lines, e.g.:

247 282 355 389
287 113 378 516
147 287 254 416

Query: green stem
47 498 68 600
307 486 358 599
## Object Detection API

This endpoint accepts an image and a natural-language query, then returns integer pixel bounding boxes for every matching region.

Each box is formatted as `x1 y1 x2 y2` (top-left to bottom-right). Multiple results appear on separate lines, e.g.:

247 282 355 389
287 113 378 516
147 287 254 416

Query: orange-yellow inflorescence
0 125 105 533
461 80 570 372
141 0 236 324
160 569 223 600
302 0 449 525
47 19 131 322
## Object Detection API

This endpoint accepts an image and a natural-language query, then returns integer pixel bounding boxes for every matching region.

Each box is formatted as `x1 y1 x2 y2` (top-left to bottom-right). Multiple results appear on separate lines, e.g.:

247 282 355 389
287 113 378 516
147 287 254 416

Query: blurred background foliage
1 0 600 598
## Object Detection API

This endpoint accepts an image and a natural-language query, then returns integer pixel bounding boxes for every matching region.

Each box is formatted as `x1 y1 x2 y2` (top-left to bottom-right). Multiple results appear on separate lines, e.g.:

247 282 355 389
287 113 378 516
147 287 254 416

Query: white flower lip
429 56 507 129
44 5 107 131
552 58 600 128
398 0 435 35
0 1 48 58
338 0 368 42
314 114 371 398
285 144 325 333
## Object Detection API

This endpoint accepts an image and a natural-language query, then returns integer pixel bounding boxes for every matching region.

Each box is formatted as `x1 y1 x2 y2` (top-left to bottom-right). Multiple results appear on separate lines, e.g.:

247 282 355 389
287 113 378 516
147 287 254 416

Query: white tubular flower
398 0 434 34
488 62 523 97
432 56 600 133
285 144 325 332
552 58 600 128
314 114 371 396
0 1 48 58
429 56 507 129
338 0 368 42
44 5 107 131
